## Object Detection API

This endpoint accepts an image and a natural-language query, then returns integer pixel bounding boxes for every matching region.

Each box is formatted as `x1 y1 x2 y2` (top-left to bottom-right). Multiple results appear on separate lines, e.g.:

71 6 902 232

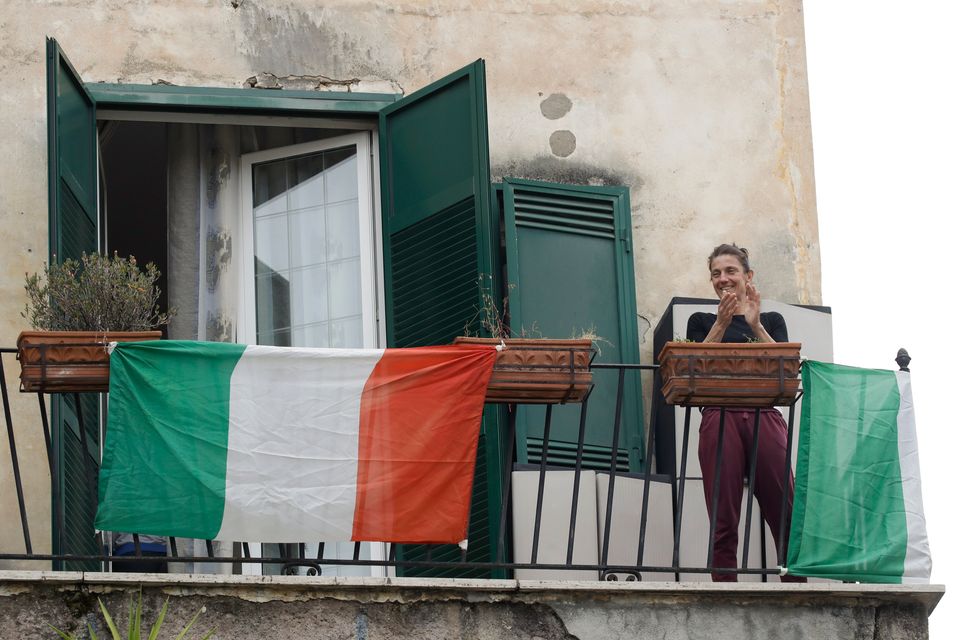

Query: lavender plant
23 252 174 332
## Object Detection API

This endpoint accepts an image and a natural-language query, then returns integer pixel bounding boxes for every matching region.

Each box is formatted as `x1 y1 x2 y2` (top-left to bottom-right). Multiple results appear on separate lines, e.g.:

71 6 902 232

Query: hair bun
707 243 751 272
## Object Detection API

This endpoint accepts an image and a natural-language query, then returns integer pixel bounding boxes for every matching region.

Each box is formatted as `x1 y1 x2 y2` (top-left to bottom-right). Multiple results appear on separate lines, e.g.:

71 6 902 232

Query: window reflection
252 146 362 349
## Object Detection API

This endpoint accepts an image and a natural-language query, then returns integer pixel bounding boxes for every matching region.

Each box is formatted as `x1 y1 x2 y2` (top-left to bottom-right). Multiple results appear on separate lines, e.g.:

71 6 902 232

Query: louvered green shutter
46 38 101 569
379 61 505 577
502 178 644 472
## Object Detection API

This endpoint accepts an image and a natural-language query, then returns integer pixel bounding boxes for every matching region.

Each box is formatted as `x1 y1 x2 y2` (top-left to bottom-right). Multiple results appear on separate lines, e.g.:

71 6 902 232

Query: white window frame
237 132 382 349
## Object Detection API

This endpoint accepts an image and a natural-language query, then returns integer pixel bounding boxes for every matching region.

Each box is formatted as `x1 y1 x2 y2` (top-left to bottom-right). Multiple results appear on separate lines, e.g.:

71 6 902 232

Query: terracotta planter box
657 341 802 407
453 337 595 404
17 331 162 393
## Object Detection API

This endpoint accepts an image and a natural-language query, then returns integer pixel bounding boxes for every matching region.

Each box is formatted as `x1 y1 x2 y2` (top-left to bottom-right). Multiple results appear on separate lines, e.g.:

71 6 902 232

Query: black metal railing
0 345 912 580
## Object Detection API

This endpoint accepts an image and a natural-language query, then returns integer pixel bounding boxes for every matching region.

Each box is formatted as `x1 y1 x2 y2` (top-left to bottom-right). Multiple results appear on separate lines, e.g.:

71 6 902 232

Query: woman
686 243 805 582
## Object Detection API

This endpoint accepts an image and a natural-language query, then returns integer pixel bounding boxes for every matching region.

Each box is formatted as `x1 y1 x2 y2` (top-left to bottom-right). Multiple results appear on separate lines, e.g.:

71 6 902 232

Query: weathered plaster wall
0 574 940 640
0 0 819 560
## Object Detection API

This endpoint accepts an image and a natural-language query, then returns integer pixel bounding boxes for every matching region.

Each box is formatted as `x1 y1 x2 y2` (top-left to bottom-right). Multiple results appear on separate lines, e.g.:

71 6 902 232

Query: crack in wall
244 71 402 94
637 314 652 346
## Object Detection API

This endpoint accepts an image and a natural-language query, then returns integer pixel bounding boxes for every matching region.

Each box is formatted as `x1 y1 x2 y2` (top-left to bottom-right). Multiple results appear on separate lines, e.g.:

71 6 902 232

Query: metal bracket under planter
452 337 596 404
657 342 802 407
16 331 162 394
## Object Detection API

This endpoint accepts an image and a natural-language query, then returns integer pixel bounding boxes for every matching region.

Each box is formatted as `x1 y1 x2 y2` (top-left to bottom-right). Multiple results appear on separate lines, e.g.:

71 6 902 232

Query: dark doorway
99 121 170 315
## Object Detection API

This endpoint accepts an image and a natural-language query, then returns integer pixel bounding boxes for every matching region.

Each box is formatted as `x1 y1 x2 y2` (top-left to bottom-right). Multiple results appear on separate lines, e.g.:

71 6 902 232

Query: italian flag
786 360 931 583
96 341 497 544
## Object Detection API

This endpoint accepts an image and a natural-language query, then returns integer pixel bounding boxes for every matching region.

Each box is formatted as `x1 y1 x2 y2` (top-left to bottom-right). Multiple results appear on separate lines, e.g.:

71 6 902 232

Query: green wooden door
46 37 102 569
502 178 644 472
379 60 505 577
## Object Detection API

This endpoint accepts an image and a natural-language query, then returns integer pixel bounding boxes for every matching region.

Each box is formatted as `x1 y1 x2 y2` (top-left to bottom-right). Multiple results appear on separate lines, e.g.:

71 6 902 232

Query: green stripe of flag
787 360 908 582
96 340 246 539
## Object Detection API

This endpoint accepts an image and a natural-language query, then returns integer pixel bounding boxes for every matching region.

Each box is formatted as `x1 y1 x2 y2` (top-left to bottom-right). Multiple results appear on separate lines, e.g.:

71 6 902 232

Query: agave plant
49 591 213 640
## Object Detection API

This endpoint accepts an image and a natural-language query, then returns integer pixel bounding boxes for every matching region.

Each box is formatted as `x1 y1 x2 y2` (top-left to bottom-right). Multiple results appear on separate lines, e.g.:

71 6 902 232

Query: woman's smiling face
710 254 753 302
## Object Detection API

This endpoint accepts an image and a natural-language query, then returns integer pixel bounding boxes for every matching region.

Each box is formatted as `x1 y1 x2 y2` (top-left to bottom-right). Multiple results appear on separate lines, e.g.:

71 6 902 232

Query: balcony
0 343 943 639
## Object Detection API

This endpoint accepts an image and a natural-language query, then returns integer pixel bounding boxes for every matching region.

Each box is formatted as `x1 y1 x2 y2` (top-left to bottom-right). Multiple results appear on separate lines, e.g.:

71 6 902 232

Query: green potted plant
18 252 173 393
50 590 213 640
453 279 595 404
657 341 801 407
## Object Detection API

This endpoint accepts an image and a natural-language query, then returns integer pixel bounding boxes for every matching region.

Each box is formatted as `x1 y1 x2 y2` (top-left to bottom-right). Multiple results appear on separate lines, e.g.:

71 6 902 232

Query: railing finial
896 348 911 372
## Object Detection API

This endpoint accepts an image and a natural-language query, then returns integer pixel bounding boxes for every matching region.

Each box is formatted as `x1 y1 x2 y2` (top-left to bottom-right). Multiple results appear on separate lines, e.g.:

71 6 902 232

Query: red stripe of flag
352 345 497 543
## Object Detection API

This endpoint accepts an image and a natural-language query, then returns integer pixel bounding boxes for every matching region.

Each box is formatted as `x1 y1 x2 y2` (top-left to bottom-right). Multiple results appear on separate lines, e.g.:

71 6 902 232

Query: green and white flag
786 360 931 583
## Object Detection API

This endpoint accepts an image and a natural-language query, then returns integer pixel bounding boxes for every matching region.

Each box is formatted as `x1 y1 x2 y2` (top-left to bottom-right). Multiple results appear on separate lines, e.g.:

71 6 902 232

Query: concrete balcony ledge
0 571 944 639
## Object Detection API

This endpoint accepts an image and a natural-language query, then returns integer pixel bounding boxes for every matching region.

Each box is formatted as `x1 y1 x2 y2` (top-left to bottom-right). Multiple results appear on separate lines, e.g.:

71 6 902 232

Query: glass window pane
257 327 291 347
253 159 287 217
326 259 362 320
325 147 358 203
292 323 330 348
255 272 291 338
254 215 289 273
250 142 369 350
290 266 330 326
287 153 325 211
289 207 327 269
326 201 361 262
329 317 363 349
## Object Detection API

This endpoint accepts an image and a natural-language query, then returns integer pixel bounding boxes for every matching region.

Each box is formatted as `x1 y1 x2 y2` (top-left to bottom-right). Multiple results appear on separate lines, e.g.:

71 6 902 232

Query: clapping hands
743 282 761 329
717 290 738 326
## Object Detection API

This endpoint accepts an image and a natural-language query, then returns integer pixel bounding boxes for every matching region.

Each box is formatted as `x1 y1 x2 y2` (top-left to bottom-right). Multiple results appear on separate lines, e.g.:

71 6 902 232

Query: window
46 37 642 578
239 134 378 349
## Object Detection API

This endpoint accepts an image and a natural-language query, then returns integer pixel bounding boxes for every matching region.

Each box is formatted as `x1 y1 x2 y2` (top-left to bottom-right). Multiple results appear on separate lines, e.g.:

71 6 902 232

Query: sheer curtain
166 123 200 341
198 124 242 343
165 123 243 573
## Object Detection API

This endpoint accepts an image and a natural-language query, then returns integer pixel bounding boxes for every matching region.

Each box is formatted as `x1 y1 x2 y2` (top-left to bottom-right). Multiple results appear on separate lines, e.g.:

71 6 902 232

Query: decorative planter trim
657 341 802 407
453 337 595 404
17 331 162 394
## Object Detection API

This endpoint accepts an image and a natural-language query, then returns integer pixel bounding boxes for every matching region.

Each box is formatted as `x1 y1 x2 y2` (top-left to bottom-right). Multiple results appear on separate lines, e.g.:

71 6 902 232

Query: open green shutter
379 60 496 345
503 178 644 472
379 60 505 577
46 38 101 569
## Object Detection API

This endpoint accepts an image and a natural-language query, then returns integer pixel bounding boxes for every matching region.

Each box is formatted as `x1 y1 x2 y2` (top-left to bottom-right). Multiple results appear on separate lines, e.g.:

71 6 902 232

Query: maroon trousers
698 407 806 582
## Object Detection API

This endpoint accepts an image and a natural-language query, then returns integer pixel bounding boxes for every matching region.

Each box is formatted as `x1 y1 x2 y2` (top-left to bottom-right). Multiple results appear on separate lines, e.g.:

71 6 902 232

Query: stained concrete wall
0 573 941 640
0 1 819 561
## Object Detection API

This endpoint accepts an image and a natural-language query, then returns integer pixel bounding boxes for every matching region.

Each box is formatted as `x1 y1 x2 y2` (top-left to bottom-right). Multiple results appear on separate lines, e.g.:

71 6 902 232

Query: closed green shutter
502 178 644 472
379 61 505 577
46 38 101 569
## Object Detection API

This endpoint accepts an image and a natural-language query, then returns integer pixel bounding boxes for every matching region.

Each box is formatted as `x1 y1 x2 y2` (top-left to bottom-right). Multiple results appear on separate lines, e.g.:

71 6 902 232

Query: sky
802 2 959 636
